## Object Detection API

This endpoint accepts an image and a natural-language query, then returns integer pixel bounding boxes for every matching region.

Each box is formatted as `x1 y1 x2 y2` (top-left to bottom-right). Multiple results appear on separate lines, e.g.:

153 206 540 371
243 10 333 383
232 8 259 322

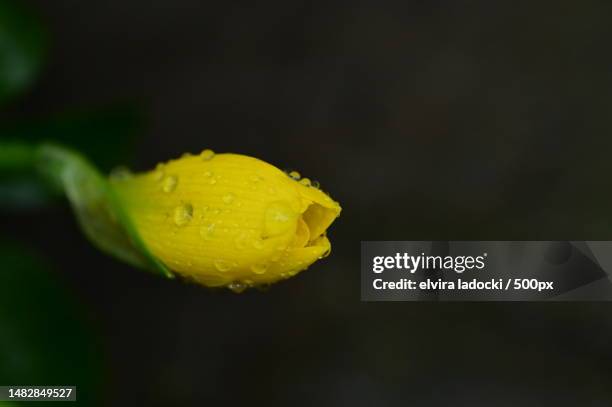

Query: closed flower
109 150 341 291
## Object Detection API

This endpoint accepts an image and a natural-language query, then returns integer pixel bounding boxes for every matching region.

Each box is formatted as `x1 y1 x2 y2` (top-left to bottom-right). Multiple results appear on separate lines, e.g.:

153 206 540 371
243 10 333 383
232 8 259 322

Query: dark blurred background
2 1 612 405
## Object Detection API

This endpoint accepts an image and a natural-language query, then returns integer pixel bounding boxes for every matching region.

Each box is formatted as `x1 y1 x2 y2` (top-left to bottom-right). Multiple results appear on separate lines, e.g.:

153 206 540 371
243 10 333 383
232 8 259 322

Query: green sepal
35 143 173 278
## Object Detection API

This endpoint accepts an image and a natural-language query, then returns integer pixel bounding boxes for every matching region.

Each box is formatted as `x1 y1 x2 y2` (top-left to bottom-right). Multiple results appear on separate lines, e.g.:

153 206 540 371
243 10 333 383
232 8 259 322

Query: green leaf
0 242 102 406
0 0 47 104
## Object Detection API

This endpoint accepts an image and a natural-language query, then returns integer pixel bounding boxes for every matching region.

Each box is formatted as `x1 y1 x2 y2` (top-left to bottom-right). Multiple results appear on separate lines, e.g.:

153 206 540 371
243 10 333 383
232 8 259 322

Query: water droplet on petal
222 193 235 205
215 259 231 272
251 263 268 275
173 203 193 226
299 177 311 187
163 175 178 192
264 202 296 237
199 222 216 240
234 232 249 249
181 152 193 159
204 170 213 178
253 239 265 250
288 170 301 180
228 281 247 293
319 248 331 259
200 149 215 161
249 175 262 190
311 180 320 189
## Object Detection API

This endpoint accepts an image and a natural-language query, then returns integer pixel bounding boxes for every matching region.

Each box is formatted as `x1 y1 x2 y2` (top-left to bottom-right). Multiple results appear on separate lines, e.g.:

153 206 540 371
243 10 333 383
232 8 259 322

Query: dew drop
234 232 249 249
249 175 262 190
251 263 268 275
299 177 311 187
252 239 265 250
222 193 235 205
311 180 320 189
199 222 216 240
163 175 178 192
319 248 331 259
214 259 231 272
264 202 296 237
288 170 301 180
181 152 193 159
200 149 215 161
228 281 247 293
173 203 193 227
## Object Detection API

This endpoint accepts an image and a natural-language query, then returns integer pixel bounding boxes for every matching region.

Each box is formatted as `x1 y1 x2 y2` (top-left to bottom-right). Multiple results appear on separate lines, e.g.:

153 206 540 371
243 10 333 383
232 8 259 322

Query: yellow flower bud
109 150 341 291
